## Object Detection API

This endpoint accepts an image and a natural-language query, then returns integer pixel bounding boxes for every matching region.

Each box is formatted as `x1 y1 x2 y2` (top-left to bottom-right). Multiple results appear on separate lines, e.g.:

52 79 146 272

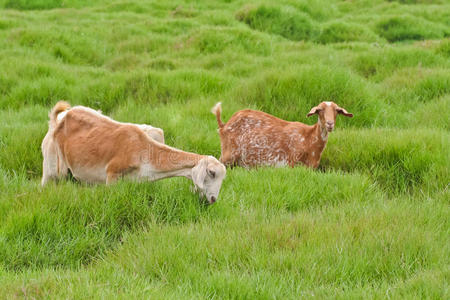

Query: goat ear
307 106 321 117
192 158 208 189
336 106 353 117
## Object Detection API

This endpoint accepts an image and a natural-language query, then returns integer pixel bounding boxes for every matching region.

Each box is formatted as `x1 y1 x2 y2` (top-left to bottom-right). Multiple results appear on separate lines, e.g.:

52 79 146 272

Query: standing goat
42 102 226 204
211 101 353 168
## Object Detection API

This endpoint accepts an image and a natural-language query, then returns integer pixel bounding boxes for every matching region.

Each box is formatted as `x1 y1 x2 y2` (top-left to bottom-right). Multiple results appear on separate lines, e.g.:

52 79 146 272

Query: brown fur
53 107 202 176
212 102 353 168
42 102 226 203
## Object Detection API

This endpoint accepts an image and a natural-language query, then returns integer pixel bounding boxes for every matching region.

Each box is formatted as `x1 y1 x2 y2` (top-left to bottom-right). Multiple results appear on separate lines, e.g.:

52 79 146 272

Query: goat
54 104 165 143
41 102 164 186
211 101 353 168
42 102 226 204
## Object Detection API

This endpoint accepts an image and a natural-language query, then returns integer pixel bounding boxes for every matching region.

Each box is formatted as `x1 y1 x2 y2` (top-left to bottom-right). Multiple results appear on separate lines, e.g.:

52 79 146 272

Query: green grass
375 14 449 42
236 5 318 42
0 0 449 298
317 21 380 44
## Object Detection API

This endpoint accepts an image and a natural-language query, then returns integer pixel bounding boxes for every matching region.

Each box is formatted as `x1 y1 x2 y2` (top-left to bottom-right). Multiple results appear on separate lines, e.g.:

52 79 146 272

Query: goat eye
207 169 215 178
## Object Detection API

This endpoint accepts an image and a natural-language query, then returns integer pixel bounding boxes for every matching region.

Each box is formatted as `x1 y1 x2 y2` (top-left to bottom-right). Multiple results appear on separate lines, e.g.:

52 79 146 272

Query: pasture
0 0 449 298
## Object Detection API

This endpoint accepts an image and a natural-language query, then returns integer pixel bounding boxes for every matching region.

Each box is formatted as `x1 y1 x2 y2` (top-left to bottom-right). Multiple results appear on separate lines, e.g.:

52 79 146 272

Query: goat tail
211 102 224 129
49 100 71 129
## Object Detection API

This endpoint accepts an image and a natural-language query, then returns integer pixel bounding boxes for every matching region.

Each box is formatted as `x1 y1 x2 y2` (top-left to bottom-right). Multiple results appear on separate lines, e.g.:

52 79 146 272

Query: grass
0 0 449 298
317 21 380 44
375 14 449 42
236 5 317 42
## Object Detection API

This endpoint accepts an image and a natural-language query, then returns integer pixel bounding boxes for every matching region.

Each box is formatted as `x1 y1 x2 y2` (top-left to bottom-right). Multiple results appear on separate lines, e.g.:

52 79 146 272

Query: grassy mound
376 15 449 42
351 46 446 79
4 0 64 10
236 5 318 41
318 21 379 44
323 129 449 194
3 0 98 10
186 27 273 55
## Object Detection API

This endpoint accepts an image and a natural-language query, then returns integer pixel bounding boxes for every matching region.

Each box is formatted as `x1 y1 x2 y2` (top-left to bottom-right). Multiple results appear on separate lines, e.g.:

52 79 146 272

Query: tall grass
0 0 449 298
376 14 449 42
236 5 318 41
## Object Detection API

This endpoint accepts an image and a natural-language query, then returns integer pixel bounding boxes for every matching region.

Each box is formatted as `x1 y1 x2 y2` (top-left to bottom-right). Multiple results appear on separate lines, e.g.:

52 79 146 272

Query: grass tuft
323 129 449 194
4 0 63 10
236 5 318 41
318 21 379 44
376 14 449 42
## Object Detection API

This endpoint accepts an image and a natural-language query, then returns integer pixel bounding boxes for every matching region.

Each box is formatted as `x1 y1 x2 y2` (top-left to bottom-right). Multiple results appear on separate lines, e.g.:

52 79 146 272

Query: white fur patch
325 101 332 106
211 102 222 115
56 110 68 121
71 165 107 183
321 130 328 141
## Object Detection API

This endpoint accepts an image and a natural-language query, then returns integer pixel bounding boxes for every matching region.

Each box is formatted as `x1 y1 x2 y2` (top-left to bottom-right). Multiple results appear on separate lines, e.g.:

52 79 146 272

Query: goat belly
70 165 107 183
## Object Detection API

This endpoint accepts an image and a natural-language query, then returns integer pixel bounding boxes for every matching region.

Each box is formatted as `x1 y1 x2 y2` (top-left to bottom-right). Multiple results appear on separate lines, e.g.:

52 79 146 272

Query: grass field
0 0 449 298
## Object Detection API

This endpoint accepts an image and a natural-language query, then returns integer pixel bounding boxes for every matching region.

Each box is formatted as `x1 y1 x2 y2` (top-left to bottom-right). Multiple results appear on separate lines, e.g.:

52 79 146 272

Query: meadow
0 0 449 298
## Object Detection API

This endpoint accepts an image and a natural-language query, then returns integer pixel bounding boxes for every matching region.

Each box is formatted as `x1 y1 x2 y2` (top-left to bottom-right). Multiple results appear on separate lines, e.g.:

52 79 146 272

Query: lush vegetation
0 0 449 298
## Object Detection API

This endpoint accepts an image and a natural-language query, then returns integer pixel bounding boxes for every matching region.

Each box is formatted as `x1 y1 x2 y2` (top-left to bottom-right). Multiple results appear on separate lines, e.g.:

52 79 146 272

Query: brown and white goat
42 102 226 204
42 102 164 186
211 101 353 168
53 104 165 144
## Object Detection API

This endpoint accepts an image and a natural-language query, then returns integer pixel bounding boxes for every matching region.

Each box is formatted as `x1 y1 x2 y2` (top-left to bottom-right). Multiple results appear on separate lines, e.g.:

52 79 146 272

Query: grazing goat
42 102 226 204
42 102 164 186
53 104 165 143
211 101 353 168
